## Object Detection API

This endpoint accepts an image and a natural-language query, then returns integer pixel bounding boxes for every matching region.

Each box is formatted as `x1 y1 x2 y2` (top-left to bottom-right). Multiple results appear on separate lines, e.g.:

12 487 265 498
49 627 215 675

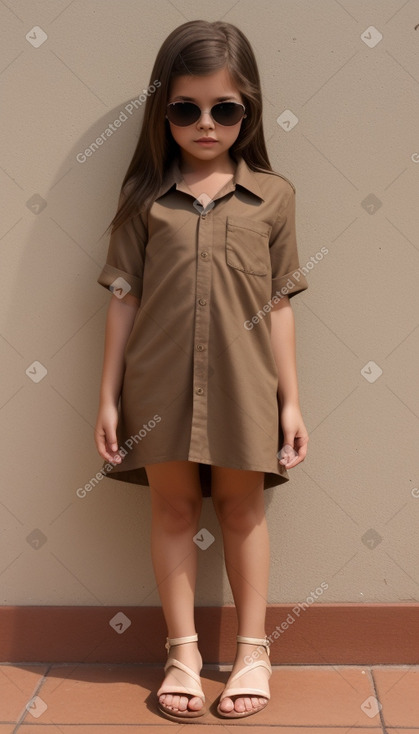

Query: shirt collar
155 153 265 202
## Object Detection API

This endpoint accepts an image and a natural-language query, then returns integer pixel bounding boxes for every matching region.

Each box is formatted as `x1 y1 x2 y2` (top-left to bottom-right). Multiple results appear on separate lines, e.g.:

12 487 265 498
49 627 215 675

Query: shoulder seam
270 170 296 194
257 168 296 194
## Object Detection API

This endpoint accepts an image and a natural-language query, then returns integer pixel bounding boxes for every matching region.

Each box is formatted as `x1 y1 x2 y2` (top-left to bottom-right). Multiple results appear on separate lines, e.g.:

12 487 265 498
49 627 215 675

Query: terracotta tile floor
1 662 419 732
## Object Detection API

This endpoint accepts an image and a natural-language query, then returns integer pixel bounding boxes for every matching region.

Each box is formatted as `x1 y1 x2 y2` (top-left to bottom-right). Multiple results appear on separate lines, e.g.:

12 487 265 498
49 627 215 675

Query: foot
158 641 204 715
218 641 270 716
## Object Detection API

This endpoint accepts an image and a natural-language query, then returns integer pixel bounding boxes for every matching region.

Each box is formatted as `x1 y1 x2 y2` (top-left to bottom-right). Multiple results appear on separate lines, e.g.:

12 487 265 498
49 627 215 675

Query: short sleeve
269 185 308 300
97 190 147 301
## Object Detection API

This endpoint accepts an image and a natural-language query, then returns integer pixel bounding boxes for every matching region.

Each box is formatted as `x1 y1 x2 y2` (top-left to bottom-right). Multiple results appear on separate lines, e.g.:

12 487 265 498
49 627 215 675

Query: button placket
190 210 213 455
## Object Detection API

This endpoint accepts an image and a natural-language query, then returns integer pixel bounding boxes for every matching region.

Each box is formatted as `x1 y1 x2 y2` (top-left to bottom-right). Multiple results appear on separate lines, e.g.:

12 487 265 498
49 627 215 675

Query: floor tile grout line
12 661 54 730
3 728 400 730
4 721 403 729
368 667 387 734
2 725 411 729
2 662 419 668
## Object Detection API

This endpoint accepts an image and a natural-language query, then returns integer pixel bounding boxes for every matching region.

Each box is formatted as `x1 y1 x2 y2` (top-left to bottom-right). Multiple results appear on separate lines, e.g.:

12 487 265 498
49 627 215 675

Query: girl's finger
94 427 118 464
104 438 122 464
277 443 298 465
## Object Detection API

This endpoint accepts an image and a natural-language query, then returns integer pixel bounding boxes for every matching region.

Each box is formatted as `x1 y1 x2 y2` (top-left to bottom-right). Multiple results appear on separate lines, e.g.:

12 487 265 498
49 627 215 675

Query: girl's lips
195 138 217 143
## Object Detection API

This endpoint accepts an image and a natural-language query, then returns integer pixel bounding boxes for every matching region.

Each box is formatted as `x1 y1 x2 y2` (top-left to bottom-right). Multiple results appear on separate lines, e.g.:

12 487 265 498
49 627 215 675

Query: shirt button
201 214 206 219
201 251 208 259
195 387 204 395
196 344 205 351
198 298 207 306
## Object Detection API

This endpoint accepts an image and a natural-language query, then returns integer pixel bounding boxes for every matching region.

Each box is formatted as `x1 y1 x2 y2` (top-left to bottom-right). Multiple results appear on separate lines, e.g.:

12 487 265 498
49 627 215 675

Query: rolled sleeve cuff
271 269 309 300
97 264 143 301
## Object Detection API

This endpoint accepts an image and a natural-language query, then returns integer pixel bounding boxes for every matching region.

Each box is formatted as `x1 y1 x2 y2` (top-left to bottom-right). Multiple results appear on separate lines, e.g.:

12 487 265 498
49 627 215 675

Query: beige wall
1 0 418 608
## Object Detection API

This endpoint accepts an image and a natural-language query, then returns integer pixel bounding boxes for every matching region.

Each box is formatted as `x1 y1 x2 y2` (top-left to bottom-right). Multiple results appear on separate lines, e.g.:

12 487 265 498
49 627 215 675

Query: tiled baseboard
1 603 418 664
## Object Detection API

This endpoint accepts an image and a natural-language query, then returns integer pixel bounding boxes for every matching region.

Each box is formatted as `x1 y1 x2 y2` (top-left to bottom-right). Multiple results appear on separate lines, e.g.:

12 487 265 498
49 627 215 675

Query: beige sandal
157 633 206 721
217 635 272 719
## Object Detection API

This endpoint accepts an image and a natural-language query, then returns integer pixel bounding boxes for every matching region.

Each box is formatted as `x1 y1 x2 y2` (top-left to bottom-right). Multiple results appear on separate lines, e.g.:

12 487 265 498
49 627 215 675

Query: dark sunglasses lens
167 102 245 126
167 102 200 126
212 103 244 125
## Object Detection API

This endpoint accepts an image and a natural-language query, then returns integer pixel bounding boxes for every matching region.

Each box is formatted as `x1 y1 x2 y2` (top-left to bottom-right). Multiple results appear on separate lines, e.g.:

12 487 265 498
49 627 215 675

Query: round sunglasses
166 101 247 127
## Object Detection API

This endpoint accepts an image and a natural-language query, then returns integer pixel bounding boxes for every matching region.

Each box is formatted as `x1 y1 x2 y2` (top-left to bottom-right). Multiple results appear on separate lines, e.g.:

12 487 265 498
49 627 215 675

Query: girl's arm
270 295 308 468
94 292 141 463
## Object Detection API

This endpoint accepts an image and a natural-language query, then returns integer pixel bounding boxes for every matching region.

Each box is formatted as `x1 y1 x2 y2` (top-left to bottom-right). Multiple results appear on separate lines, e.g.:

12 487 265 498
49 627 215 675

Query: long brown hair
111 20 273 231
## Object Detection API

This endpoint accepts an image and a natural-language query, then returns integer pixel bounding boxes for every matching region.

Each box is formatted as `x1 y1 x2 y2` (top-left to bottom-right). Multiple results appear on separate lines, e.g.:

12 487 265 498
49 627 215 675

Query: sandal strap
165 633 198 652
158 649 206 703
219 659 272 702
157 658 205 700
237 635 270 655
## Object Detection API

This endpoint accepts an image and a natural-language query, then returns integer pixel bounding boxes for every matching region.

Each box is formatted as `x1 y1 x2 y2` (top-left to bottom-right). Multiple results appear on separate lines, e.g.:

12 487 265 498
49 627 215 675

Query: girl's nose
197 111 215 129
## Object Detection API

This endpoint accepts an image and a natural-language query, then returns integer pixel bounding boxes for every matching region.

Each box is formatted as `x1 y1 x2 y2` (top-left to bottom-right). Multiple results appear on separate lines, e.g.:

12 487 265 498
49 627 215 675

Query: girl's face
167 67 245 167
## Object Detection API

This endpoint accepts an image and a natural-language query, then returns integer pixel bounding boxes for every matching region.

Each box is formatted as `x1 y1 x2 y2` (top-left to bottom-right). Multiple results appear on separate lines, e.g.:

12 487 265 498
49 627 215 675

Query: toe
244 696 254 712
171 694 182 711
219 696 234 713
233 696 247 713
188 695 203 711
219 694 268 715
178 695 190 711
232 695 268 713
255 696 268 710
161 693 203 713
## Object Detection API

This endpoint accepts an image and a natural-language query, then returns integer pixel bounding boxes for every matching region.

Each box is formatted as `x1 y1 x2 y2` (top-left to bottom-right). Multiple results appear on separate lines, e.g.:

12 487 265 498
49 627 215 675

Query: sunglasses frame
166 101 247 127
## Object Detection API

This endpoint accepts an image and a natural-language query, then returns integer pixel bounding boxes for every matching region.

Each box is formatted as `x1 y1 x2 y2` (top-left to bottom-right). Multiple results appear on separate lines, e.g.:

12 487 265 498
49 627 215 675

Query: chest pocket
226 216 272 276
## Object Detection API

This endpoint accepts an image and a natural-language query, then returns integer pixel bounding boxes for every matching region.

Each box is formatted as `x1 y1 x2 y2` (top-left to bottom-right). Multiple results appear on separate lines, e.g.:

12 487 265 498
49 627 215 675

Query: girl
94 19 309 722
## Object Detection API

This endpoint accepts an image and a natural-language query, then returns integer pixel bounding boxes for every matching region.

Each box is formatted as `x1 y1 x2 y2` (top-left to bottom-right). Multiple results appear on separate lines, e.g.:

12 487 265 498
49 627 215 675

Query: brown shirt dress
97 153 308 497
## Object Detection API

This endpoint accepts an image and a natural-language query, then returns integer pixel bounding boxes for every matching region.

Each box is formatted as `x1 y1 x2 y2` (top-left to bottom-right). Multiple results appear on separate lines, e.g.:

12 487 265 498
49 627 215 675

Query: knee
213 495 263 533
152 494 202 533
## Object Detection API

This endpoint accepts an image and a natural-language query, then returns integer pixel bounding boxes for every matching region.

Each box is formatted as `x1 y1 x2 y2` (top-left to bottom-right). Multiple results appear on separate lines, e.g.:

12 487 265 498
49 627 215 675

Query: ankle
236 638 270 666
168 640 200 653
164 639 202 674
166 635 201 655
166 632 198 642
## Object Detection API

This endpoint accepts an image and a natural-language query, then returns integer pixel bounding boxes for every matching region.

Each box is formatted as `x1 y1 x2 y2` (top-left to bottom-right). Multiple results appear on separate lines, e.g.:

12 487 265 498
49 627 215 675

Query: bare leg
211 466 270 715
145 460 203 714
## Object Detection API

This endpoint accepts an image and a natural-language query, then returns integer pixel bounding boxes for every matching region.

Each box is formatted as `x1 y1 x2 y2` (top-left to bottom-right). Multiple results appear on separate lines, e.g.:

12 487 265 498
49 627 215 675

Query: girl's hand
278 403 309 469
94 402 123 465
